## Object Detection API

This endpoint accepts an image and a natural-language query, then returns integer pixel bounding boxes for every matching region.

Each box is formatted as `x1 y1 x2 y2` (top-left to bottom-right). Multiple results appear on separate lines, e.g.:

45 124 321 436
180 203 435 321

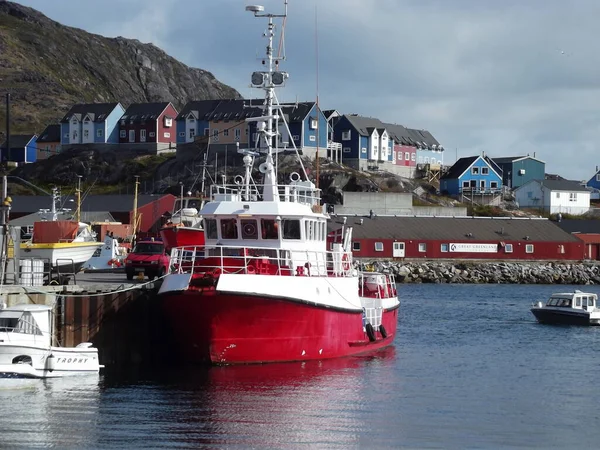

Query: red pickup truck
124 239 170 281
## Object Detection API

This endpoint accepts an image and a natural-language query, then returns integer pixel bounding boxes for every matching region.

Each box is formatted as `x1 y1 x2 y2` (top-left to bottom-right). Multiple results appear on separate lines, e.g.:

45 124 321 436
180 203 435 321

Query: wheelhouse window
261 219 279 240
525 244 534 253
282 219 301 240
241 219 258 240
204 219 218 239
220 219 238 239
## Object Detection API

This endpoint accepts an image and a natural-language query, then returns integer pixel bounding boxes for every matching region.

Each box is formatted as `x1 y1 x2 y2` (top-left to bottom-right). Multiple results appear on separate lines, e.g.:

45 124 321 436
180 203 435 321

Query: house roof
60 103 120 123
383 123 410 145
176 100 224 121
0 134 36 150
440 156 478 180
323 109 340 120
492 155 546 165
556 219 600 234
573 233 600 244
329 216 581 243
176 99 319 124
540 179 589 192
121 102 173 123
9 210 117 227
36 124 61 143
441 155 502 180
8 194 171 214
545 173 566 181
343 115 386 137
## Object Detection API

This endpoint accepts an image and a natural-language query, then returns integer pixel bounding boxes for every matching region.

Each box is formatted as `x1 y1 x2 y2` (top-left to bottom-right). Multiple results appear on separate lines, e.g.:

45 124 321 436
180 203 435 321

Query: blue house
176 100 223 144
410 128 444 166
60 103 124 146
333 115 393 170
585 167 600 189
440 154 503 197
492 155 545 190
0 134 38 164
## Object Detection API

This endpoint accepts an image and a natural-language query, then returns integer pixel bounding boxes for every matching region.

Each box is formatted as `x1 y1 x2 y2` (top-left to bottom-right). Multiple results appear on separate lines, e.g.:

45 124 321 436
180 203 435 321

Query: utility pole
132 175 140 241
5 94 10 162
76 175 82 223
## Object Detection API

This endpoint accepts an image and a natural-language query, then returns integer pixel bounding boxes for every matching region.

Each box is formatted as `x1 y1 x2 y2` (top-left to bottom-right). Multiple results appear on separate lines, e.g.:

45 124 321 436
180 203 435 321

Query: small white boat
0 303 102 378
531 290 600 325
83 232 128 270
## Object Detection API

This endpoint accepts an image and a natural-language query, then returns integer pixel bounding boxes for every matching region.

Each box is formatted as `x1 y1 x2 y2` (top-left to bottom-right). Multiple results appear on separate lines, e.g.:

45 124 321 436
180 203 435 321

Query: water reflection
100 347 398 449
0 375 101 448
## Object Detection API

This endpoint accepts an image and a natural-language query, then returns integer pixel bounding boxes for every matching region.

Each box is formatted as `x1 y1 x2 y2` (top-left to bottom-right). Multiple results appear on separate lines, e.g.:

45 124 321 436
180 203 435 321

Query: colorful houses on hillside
4 98 599 218
332 114 443 177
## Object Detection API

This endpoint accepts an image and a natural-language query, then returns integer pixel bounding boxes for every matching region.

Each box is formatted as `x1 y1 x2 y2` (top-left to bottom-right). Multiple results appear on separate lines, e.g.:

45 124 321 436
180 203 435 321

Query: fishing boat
0 303 102 378
158 1 400 364
159 195 205 252
19 188 102 275
531 290 600 325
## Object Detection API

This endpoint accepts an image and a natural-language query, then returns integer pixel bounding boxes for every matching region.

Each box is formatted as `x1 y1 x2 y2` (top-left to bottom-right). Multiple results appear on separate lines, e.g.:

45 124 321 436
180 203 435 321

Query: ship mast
245 2 289 202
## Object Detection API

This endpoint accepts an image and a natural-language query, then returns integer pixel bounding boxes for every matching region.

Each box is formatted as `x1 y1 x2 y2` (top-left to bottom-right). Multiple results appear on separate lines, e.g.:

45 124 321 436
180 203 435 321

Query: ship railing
169 244 354 278
358 273 397 328
211 184 321 206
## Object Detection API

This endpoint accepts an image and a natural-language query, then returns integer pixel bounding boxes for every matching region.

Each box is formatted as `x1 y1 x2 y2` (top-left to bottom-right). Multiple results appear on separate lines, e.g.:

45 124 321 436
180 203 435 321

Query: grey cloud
14 0 600 179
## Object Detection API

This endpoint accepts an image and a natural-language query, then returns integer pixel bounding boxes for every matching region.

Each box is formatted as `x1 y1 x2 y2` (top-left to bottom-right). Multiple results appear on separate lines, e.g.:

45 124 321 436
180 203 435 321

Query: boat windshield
0 317 19 332
547 297 572 307
133 243 164 254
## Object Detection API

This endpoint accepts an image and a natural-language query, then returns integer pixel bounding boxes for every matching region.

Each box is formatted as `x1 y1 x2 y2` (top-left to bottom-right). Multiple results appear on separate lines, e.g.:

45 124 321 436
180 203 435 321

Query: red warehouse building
329 216 585 261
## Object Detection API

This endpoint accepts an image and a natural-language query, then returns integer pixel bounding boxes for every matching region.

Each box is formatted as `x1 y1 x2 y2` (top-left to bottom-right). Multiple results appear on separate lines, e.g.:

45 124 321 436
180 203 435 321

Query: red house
329 216 585 261
119 102 178 154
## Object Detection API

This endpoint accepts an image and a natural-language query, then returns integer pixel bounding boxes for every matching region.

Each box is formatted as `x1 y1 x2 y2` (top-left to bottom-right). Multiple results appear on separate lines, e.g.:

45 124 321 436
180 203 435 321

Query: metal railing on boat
210 183 321 206
168 245 354 278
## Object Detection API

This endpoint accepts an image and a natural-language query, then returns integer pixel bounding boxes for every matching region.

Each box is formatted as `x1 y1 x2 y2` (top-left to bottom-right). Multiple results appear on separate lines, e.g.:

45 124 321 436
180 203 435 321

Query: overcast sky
15 0 600 180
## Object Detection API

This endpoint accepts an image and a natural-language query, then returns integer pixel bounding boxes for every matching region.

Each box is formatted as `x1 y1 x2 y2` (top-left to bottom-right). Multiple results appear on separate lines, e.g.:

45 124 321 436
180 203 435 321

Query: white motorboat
531 290 600 325
0 303 102 378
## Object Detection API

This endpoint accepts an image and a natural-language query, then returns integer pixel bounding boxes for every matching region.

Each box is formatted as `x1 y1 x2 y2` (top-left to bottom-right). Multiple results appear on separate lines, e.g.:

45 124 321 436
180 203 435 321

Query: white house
515 179 591 215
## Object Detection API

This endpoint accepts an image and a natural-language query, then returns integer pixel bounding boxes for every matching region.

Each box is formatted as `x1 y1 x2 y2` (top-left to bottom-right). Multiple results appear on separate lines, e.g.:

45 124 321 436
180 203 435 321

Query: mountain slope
0 1 240 134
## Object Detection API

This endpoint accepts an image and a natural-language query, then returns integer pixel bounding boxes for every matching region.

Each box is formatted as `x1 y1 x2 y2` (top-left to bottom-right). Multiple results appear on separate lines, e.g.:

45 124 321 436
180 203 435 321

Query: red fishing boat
159 195 205 251
158 1 400 364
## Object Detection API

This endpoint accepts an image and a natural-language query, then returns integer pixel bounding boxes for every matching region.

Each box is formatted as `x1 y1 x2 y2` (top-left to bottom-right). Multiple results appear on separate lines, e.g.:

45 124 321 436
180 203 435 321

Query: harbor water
1 283 600 449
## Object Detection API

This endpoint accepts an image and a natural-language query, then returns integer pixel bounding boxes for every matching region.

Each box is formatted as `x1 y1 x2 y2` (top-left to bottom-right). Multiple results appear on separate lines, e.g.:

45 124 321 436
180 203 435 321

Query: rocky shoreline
357 260 600 285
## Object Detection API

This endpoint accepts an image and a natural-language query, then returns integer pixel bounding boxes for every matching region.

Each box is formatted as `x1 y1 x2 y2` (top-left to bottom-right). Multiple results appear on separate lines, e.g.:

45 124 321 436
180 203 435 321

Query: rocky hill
0 1 240 135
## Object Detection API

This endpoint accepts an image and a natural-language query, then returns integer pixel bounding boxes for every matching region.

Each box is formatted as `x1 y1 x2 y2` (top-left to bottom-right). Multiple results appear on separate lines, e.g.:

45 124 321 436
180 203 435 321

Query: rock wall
357 260 600 285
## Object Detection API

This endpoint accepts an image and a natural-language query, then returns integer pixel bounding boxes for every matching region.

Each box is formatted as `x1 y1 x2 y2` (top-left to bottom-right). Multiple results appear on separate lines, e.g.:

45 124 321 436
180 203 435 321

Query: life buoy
246 265 256 274
341 254 351 271
365 323 376 342
379 324 388 338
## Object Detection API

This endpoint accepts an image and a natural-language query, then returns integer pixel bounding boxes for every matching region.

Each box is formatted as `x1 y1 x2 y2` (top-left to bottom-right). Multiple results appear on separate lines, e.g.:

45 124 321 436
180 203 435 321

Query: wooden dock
1 272 172 369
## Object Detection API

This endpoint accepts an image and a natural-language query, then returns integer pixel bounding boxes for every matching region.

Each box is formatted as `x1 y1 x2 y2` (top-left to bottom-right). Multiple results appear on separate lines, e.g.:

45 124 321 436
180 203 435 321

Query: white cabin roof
2 304 52 313
202 200 326 219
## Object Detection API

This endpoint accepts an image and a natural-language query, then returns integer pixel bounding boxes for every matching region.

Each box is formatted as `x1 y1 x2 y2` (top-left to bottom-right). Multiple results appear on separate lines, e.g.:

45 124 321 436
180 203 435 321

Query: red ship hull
161 289 399 364
159 225 205 251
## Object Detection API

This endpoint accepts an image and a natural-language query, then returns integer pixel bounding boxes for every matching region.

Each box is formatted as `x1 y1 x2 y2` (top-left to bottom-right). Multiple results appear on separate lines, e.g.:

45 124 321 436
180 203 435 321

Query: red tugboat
158 1 400 364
